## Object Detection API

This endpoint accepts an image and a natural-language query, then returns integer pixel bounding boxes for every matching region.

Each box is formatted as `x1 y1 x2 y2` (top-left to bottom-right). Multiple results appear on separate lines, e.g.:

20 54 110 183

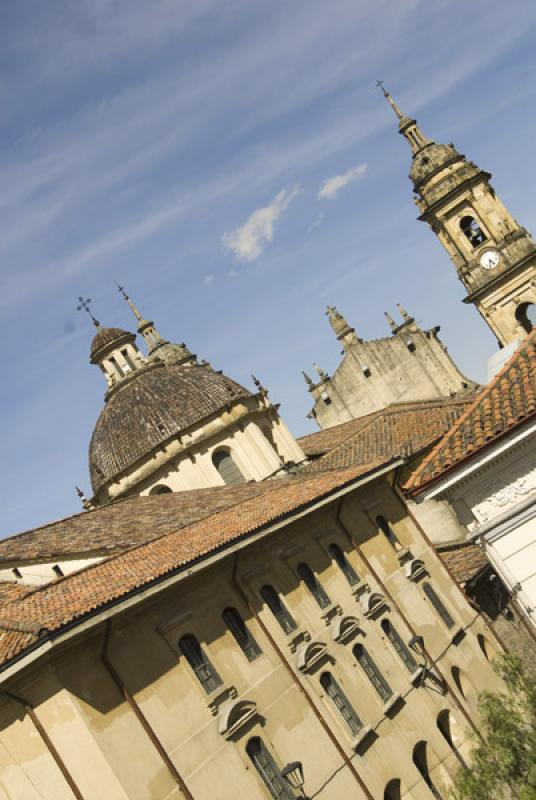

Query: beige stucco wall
0 476 504 800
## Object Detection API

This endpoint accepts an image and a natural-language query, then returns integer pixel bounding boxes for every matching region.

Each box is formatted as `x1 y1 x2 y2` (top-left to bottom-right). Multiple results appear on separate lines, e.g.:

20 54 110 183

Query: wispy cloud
318 163 368 200
203 274 214 286
222 186 299 262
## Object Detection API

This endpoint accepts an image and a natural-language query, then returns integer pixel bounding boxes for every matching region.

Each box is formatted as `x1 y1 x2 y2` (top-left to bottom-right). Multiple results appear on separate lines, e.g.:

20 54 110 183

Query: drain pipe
231 553 374 800
0 688 84 799
334 499 479 736
101 620 195 800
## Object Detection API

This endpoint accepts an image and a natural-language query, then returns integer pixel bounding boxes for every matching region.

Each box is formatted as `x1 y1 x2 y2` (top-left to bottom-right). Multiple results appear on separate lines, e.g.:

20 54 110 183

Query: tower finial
376 80 403 121
313 363 329 382
76 296 100 328
384 311 397 333
396 303 413 323
76 486 94 511
302 370 314 388
117 283 143 323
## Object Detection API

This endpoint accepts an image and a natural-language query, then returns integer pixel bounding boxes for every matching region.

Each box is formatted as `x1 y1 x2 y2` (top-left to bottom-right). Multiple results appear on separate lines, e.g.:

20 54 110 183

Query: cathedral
0 89 534 800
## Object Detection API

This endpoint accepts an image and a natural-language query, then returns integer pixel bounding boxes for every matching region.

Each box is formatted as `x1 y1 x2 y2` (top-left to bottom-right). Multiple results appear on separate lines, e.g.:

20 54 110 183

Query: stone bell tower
380 83 536 346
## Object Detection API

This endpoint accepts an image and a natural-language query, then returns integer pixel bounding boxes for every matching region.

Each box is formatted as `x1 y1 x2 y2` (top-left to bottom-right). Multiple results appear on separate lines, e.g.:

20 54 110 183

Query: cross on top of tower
376 80 403 121
76 296 100 327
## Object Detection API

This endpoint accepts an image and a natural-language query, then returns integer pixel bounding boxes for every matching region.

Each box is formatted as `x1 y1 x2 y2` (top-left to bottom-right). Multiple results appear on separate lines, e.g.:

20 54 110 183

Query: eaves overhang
0 458 403 683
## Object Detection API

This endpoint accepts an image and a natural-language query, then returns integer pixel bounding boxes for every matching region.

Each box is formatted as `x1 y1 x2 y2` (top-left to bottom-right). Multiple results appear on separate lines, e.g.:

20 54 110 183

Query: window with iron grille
423 582 455 629
353 643 393 702
328 543 360 586
246 737 295 799
260 585 297 634
178 634 222 694
222 607 262 662
320 671 363 735
381 619 418 673
297 562 331 609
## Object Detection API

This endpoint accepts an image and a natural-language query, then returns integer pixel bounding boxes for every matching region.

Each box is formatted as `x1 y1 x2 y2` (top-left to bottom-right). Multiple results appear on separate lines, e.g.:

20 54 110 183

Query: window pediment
359 591 388 619
218 698 258 739
296 640 328 672
331 615 361 643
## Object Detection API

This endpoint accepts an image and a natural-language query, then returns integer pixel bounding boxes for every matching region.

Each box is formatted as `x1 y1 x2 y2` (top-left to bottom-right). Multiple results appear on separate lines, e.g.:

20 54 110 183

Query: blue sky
1 0 536 536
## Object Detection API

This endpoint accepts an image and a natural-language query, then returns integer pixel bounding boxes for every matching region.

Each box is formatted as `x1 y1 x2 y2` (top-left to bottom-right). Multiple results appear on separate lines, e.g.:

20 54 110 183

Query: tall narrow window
437 709 467 768
297 562 331 609
212 449 246 485
328 543 360 587
423 582 455 629
260 585 297 634
413 741 443 800
178 634 222 694
222 607 262 662
381 619 418 673
121 348 136 373
109 355 125 377
353 643 393 702
460 215 487 247
384 779 402 800
376 516 400 549
246 737 295 799
320 672 363 735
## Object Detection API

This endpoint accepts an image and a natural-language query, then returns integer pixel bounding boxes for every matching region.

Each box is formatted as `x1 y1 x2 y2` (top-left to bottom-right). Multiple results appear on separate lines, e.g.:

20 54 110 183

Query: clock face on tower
479 250 500 270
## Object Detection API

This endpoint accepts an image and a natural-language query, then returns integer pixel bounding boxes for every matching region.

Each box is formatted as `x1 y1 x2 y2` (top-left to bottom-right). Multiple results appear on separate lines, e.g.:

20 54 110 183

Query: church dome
90 327 135 363
410 142 461 187
89 362 252 493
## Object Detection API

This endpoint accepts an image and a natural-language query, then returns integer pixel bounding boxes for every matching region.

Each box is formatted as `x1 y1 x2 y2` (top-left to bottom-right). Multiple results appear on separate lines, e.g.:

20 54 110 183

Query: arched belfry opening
460 215 487 247
515 302 536 334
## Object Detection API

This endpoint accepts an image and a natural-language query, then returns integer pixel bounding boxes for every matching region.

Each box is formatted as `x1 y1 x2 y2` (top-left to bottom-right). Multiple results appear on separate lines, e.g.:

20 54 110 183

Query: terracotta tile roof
0 584 32 604
0 463 386 671
297 415 377 457
0 483 273 564
302 400 472 473
406 330 536 493
439 543 489 585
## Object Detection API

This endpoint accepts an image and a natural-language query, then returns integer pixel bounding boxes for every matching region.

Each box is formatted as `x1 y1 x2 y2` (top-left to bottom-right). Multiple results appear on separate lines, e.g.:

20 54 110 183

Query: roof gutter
0 459 403 684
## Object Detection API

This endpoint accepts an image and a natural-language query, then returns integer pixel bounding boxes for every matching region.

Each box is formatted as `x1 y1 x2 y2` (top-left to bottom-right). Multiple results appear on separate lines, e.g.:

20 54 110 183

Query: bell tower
379 83 536 346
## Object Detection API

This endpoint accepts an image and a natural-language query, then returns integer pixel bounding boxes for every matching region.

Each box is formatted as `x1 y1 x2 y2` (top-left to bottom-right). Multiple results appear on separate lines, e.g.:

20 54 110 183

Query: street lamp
408 634 447 693
281 761 308 798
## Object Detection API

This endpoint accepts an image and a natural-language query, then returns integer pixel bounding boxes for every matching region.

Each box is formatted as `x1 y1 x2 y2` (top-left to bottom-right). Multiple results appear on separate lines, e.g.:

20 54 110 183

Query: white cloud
318 163 368 200
222 186 299 262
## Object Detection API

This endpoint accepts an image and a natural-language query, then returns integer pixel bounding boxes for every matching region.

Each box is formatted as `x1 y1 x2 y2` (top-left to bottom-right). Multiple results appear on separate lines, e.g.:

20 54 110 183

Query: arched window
515 302 536 334
178 634 222 694
460 215 487 247
297 562 331 609
246 737 295 799
381 619 418 673
451 665 467 699
413 741 443 799
353 643 393 702
437 709 467 768
384 779 402 800
222 607 262 662
422 583 455 629
150 484 172 495
376 515 400 549
260 585 297 634
328 543 360 586
320 672 363 735
212 449 246 486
